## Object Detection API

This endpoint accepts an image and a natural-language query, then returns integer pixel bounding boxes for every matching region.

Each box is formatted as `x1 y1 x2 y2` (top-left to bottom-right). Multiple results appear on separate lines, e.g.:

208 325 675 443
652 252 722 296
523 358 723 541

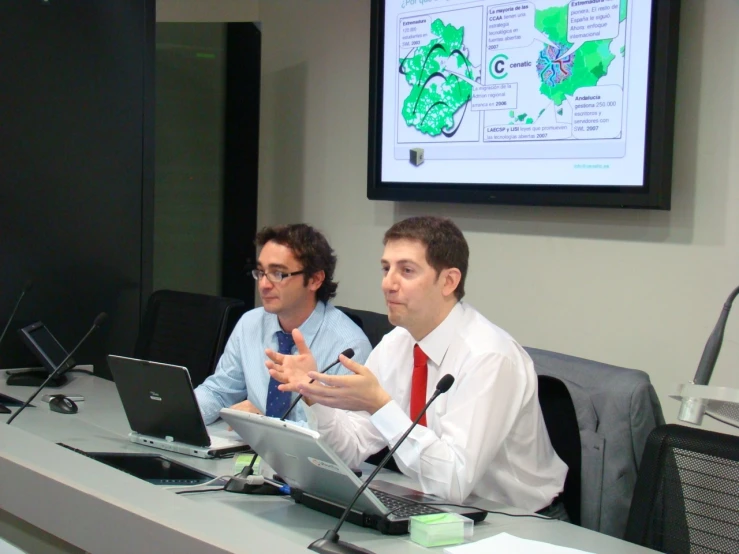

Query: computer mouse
49 395 78 414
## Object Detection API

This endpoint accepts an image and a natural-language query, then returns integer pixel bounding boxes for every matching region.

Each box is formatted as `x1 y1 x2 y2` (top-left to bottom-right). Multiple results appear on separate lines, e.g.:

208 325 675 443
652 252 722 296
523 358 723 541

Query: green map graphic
400 19 474 136
534 1 627 106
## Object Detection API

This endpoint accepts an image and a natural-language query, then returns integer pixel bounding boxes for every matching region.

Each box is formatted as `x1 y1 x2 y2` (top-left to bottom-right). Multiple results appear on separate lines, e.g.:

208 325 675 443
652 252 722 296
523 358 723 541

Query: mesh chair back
134 290 245 388
538 375 582 525
625 424 739 553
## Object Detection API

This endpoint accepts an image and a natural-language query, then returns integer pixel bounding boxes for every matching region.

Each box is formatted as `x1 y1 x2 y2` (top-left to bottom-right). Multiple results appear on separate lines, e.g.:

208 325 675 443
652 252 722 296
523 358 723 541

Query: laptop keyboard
372 489 443 518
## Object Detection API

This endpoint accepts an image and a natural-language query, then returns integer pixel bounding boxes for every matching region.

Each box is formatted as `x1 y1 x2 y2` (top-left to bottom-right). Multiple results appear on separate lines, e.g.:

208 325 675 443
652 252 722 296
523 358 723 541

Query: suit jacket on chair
525 347 665 539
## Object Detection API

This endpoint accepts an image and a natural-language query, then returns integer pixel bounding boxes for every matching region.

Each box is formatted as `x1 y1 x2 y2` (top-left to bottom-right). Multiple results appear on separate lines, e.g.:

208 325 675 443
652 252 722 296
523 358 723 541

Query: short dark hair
255 224 338 303
383 216 468 300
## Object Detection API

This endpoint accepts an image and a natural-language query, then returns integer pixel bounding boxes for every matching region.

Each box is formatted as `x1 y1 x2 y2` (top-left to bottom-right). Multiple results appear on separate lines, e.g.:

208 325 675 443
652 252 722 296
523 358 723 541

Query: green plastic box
409 513 473 548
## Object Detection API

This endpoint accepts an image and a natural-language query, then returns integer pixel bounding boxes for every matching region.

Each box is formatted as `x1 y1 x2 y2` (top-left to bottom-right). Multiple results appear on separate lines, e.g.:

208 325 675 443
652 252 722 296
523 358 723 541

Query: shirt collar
264 301 326 349
417 301 464 366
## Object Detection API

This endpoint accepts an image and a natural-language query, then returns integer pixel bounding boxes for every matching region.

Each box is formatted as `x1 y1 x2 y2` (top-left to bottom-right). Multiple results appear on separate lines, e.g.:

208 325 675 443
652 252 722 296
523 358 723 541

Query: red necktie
411 344 429 426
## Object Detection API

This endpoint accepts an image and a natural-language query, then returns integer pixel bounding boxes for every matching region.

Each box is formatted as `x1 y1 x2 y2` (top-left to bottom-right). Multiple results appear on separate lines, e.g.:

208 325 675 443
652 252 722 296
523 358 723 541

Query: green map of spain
400 19 474 136
534 2 626 105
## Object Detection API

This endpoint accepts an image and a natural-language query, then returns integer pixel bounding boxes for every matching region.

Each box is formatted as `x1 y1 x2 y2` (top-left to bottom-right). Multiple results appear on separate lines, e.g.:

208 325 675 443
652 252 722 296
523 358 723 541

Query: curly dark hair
383 216 469 300
254 224 338 303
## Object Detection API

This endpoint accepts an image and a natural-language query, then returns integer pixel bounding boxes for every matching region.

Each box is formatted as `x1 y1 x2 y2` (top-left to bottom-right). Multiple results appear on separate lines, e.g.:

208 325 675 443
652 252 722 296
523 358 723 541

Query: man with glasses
194 224 372 424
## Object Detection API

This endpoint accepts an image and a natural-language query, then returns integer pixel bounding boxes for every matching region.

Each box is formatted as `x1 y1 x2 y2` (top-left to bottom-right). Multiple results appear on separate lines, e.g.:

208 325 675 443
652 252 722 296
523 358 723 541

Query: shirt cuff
304 401 334 432
370 400 412 445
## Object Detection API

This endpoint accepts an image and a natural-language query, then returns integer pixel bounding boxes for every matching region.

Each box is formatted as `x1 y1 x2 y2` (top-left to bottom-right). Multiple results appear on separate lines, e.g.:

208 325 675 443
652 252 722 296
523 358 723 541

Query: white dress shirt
306 301 567 511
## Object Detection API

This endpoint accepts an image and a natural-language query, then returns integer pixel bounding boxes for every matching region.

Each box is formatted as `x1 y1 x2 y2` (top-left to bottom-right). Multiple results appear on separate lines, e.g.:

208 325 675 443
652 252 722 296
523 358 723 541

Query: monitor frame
18 321 76 377
366 0 682 209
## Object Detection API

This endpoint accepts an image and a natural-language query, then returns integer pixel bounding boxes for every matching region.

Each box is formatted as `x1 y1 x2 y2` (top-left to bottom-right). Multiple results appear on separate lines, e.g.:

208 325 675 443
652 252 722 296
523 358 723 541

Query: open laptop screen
220 408 388 516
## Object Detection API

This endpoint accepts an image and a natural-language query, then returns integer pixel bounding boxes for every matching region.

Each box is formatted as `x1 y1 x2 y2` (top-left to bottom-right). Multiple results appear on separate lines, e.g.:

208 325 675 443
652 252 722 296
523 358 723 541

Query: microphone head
341 348 355 359
436 374 455 393
93 312 108 327
23 279 33 293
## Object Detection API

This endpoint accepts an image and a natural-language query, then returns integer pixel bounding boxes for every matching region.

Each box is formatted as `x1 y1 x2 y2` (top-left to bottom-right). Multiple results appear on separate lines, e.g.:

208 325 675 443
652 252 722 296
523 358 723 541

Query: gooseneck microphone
0 279 33 351
308 374 455 554
280 348 355 421
692 285 739 386
678 285 739 425
6 312 107 425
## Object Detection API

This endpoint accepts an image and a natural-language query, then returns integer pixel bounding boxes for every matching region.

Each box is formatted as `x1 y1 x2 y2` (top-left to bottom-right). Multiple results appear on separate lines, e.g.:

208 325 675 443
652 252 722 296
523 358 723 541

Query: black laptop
108 355 249 459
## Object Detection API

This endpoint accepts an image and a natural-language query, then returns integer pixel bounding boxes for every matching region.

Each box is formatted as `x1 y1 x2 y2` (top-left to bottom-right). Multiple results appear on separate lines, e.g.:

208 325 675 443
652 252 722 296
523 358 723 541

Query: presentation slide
381 0 653 187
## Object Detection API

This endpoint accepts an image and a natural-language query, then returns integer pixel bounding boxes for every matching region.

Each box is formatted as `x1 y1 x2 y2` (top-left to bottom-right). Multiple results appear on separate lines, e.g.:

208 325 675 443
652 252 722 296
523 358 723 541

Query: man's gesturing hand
296 354 391 414
265 328 317 393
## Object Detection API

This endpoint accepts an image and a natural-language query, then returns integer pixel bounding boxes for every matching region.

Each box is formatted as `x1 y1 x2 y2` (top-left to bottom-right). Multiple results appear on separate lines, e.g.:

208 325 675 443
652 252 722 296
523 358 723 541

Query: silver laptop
108 355 249 459
219 408 486 534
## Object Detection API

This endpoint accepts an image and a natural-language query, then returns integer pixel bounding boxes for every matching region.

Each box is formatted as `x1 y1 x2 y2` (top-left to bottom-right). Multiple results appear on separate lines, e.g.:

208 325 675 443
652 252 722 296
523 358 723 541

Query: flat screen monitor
367 0 681 208
18 322 75 376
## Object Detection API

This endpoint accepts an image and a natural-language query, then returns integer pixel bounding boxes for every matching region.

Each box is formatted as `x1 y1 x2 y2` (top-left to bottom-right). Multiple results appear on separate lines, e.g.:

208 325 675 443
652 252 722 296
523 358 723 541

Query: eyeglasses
251 268 305 283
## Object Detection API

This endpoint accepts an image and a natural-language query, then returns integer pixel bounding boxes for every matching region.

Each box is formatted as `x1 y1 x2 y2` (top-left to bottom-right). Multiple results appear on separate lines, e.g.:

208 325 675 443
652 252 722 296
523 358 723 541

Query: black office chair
625 424 739 553
336 306 394 349
133 290 245 388
537 375 582 526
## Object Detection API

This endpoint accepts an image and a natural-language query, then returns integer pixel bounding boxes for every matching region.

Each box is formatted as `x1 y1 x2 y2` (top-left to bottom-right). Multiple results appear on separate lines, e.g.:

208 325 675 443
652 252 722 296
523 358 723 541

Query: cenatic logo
489 54 508 80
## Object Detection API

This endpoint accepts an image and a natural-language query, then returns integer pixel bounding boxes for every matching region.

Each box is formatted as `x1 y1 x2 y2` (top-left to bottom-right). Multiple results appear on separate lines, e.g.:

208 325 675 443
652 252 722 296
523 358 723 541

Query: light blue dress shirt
195 301 372 424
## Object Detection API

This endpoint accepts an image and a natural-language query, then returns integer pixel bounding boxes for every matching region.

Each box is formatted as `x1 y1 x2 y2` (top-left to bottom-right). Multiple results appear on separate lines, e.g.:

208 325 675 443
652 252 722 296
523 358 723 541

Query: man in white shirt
267 216 568 517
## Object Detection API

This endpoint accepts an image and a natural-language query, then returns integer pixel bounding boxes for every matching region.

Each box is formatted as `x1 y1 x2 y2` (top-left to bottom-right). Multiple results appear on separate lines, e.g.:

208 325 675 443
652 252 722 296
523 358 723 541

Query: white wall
257 0 739 429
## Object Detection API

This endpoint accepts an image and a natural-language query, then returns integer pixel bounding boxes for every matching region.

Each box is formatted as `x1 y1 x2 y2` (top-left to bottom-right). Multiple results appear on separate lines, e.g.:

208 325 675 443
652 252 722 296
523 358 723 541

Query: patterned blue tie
265 330 295 418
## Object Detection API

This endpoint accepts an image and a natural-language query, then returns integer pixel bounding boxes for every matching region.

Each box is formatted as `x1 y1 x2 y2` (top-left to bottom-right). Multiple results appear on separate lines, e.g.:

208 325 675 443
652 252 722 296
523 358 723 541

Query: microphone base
308 537 375 554
678 397 707 425
224 474 284 496
671 383 739 428
224 475 262 494
6 371 68 388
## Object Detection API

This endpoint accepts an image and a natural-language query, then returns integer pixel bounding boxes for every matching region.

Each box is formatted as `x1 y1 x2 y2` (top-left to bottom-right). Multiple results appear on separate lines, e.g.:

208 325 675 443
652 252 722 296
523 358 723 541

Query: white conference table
0 372 658 554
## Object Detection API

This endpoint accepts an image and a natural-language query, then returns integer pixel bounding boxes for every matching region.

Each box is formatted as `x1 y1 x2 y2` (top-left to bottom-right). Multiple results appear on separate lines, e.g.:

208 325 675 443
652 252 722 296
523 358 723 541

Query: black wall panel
222 23 261 308
0 1 154 379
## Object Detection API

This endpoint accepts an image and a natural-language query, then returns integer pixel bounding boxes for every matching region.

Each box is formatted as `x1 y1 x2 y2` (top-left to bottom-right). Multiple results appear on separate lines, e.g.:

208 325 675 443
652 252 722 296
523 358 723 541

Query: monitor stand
5 370 68 388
